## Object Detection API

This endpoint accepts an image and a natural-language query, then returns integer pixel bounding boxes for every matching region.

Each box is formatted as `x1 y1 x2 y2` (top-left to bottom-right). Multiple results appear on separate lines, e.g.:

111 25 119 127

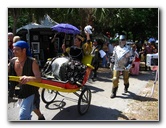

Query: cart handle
8 76 79 93
86 64 94 69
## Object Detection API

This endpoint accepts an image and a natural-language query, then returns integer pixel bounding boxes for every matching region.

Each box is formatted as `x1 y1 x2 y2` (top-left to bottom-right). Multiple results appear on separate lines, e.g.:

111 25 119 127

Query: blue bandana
13 40 32 57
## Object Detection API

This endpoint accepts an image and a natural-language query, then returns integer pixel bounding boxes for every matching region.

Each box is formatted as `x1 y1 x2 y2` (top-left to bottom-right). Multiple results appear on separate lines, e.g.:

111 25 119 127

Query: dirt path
8 68 159 121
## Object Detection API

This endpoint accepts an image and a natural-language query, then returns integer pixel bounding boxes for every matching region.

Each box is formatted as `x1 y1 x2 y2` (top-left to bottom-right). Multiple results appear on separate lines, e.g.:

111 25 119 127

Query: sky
2 0 164 127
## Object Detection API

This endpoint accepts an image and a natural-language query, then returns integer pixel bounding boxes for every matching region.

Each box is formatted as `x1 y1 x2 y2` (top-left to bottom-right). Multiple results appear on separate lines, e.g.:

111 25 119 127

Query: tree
8 8 22 35
8 8 158 40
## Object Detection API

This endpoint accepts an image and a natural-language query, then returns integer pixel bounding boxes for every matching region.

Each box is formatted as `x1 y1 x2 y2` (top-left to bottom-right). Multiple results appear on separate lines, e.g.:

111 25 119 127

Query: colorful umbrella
51 23 80 34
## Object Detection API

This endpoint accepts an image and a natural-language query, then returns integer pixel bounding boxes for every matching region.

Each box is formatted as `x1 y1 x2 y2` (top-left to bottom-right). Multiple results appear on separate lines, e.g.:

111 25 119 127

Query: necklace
17 58 26 69
18 62 24 69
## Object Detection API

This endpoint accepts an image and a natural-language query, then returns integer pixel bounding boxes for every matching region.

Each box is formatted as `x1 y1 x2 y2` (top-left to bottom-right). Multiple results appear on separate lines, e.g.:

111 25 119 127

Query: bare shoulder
28 57 38 65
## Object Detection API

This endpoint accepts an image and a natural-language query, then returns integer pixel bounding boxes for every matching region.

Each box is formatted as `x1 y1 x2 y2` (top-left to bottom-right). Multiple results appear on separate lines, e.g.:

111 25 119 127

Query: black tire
78 87 91 115
41 88 58 104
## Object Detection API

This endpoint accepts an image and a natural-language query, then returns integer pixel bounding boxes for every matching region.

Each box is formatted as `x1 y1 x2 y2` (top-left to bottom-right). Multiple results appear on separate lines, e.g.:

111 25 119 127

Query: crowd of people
8 25 158 120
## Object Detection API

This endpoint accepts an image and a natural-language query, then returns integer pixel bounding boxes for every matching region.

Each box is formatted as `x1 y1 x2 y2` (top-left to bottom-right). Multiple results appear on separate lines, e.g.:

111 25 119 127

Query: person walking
90 39 102 80
8 40 45 120
8 32 15 101
144 39 154 70
102 42 109 67
130 44 140 75
110 35 134 98
8 32 14 63
9 35 22 100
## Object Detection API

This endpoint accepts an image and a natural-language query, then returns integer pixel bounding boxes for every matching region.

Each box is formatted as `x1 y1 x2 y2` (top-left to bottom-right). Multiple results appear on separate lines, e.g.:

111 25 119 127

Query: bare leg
33 109 45 120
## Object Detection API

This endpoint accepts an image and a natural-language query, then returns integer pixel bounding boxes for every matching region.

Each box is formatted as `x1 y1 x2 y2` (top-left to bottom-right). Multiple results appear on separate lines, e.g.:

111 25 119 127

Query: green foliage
8 8 158 40
8 16 13 28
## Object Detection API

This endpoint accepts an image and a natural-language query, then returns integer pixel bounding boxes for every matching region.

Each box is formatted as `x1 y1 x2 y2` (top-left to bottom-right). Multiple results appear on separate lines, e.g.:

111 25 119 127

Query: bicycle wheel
78 87 91 115
41 88 58 104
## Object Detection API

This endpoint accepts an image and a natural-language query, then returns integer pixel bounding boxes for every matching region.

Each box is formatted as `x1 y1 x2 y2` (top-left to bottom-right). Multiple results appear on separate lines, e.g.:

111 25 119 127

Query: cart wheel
41 88 58 104
78 87 91 115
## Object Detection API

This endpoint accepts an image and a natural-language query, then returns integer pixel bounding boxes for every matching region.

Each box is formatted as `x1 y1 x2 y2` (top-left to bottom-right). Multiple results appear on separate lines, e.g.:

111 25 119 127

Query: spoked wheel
78 87 91 115
41 88 58 104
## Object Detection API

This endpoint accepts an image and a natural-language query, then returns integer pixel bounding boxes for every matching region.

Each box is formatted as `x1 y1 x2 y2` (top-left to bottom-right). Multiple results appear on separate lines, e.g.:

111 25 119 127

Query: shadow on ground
50 104 129 120
85 85 105 93
116 91 158 102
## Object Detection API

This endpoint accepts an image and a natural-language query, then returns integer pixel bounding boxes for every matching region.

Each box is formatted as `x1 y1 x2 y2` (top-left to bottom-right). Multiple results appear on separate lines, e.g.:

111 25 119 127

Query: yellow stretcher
8 57 94 115
9 76 80 93
8 63 94 93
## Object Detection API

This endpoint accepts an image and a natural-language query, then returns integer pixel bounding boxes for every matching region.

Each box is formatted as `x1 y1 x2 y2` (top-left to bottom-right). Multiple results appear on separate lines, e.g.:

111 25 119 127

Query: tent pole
27 29 33 55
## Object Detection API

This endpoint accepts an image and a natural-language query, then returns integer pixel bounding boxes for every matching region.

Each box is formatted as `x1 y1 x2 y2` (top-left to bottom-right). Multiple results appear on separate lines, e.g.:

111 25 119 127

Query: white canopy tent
40 14 59 27
16 23 50 44
16 14 58 44
16 22 50 33
16 14 58 33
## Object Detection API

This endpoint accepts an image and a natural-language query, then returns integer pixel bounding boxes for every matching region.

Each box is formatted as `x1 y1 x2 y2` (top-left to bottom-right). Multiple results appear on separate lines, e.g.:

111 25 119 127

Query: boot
91 70 97 81
110 87 118 98
124 83 129 93
38 114 45 120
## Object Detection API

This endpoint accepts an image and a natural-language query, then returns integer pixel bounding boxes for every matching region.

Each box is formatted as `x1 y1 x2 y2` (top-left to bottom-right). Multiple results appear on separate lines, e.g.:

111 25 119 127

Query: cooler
146 53 158 67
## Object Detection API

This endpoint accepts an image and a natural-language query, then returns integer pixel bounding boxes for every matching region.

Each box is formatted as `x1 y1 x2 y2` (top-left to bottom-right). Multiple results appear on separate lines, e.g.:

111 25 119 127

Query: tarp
40 14 59 27
16 14 58 33
16 23 50 33
93 33 110 43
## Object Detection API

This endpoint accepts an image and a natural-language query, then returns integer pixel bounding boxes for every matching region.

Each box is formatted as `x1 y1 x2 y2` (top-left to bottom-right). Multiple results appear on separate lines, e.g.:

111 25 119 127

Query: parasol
51 23 80 35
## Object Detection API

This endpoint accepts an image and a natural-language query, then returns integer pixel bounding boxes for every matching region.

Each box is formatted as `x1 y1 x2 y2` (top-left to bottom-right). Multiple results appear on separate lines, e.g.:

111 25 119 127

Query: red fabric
41 79 78 89
151 66 158 71
130 61 140 75
135 57 140 62
132 64 135 68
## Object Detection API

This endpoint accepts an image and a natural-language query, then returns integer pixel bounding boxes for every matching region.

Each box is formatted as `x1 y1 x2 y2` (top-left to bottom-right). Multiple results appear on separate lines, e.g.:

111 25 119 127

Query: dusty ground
8 65 159 121
118 80 159 121
96 66 159 121
97 65 159 121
